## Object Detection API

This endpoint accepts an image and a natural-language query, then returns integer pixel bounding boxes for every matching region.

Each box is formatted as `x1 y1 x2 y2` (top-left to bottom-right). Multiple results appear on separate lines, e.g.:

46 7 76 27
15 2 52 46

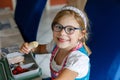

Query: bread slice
8 56 24 64
28 41 39 50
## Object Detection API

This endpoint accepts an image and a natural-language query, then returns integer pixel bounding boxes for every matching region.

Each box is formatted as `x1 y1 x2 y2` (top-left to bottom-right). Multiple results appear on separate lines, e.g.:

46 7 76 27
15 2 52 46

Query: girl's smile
57 36 69 43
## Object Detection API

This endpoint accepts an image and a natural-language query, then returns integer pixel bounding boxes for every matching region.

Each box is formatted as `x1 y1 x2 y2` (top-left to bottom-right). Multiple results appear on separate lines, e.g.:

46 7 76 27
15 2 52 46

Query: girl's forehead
58 15 80 27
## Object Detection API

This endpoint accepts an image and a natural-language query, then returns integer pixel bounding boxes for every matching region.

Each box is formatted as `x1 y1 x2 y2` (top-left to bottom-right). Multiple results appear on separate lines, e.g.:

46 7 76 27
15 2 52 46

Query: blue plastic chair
14 0 47 42
85 0 120 80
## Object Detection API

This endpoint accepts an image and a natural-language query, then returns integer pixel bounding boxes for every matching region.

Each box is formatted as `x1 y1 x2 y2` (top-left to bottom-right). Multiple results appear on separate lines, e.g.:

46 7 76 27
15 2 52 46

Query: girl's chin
57 43 69 49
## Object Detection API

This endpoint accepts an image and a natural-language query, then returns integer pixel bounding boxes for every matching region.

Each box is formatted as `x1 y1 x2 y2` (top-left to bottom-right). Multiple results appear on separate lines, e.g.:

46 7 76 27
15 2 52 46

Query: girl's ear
78 30 86 40
82 29 86 33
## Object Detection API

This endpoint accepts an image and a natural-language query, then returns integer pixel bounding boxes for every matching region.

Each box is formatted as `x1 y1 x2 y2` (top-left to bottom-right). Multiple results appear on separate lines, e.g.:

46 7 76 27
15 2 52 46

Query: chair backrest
14 0 47 42
85 0 120 80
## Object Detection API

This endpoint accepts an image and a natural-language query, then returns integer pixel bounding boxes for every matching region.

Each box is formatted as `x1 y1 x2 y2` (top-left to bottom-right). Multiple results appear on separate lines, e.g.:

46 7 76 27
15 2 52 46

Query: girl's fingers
20 43 30 54
21 47 29 54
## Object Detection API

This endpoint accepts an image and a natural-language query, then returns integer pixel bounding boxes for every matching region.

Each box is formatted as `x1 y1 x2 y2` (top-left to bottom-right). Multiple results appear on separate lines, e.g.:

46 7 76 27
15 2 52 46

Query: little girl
20 6 91 80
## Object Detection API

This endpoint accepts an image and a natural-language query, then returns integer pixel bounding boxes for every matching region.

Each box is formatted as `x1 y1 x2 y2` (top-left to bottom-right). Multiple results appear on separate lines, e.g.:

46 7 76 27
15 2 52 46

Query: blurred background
0 0 120 80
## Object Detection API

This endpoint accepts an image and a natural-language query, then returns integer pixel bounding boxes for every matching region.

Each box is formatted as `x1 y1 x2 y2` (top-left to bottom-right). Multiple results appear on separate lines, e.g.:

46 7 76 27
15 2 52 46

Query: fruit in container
12 65 29 75
12 69 18 75
15 66 23 73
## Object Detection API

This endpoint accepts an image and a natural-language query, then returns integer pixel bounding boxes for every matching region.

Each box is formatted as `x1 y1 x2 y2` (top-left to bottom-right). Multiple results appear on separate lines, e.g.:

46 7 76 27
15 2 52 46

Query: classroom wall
50 0 67 6
0 0 13 10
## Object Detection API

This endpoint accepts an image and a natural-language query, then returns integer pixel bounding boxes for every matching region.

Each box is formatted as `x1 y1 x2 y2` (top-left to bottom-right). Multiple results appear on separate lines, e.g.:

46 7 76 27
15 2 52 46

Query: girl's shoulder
77 46 89 56
68 50 89 59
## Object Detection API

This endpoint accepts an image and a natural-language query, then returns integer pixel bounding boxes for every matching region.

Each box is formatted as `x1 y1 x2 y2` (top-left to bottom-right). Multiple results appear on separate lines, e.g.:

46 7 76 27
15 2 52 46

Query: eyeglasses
52 22 81 34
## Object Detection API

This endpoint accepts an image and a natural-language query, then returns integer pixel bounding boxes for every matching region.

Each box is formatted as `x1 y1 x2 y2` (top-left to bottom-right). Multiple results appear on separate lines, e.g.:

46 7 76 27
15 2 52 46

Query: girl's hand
20 41 39 54
20 42 31 54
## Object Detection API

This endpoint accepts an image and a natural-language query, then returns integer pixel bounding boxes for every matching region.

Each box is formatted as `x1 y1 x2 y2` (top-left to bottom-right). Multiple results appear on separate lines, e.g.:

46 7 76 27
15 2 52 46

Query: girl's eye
56 25 62 29
54 24 63 31
66 27 74 32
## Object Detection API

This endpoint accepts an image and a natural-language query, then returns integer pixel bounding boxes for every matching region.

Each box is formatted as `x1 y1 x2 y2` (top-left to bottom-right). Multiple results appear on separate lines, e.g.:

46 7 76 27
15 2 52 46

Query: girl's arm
54 68 78 80
20 43 48 54
34 40 55 54
33 44 48 54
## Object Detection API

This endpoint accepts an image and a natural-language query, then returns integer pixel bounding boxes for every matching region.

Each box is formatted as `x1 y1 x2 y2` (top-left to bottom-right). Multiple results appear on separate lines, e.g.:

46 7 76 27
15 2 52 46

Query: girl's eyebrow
56 22 79 28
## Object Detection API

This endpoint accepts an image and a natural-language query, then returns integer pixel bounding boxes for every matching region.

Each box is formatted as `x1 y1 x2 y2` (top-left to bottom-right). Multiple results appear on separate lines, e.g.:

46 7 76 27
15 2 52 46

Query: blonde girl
20 6 91 80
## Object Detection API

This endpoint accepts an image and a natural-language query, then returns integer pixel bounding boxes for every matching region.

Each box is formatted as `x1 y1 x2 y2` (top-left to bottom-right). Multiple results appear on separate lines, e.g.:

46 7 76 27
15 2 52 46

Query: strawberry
15 66 23 73
12 65 29 75
12 70 18 75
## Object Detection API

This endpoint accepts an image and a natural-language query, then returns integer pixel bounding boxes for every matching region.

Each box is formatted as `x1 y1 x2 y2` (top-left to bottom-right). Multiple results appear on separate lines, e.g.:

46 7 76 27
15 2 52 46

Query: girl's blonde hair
52 6 91 55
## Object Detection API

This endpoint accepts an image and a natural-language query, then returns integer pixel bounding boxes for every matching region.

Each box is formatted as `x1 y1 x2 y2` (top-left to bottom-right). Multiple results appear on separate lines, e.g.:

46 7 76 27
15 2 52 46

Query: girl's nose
59 29 66 35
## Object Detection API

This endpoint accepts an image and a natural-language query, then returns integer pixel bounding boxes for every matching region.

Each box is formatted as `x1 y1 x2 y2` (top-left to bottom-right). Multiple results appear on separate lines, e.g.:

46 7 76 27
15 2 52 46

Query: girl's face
52 15 83 51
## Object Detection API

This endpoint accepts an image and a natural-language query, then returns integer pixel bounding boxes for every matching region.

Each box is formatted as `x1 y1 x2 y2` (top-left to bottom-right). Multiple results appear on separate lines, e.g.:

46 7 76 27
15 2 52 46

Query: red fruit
12 70 18 75
15 66 23 73
12 66 29 75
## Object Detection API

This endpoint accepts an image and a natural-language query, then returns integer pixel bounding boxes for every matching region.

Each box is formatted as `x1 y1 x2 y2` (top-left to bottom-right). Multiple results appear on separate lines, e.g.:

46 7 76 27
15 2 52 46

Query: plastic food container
0 52 42 80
